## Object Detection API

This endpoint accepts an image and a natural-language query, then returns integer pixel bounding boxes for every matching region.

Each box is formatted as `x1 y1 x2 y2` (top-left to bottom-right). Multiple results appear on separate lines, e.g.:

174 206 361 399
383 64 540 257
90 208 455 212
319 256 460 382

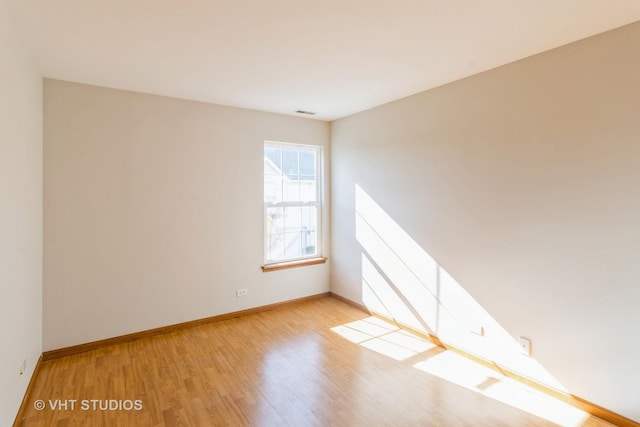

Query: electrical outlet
519 337 531 356
17 358 26 375
471 325 485 336
236 288 248 297
18 358 26 383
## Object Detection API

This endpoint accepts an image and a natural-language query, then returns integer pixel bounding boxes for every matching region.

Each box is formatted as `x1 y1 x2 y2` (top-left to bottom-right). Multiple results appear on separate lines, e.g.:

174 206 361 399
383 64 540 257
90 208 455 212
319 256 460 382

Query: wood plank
17 297 624 426
330 292 639 427
261 257 327 272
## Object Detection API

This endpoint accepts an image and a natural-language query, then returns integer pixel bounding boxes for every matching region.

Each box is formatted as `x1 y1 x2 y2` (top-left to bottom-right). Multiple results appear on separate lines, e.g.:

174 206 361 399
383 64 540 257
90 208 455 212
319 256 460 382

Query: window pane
301 206 317 231
303 231 317 256
264 175 283 203
264 147 282 170
264 142 321 264
267 207 284 233
282 149 298 178
284 206 302 231
301 207 317 256
283 178 300 202
299 179 316 202
266 232 285 262
284 232 302 259
299 150 316 176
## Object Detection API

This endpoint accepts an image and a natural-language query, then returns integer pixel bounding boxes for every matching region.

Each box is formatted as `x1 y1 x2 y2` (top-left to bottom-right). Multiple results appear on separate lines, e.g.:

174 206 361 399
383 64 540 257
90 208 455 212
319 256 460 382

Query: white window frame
263 140 323 266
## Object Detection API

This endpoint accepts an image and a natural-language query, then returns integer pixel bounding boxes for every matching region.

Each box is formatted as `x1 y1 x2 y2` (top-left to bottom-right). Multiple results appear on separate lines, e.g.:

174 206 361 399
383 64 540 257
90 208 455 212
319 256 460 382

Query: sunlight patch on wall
354 183 565 391
361 254 426 332
356 196 439 333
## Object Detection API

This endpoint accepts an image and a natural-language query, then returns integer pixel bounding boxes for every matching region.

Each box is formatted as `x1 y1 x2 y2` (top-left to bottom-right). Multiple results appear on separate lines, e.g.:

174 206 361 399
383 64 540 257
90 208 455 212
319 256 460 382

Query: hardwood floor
18 297 615 426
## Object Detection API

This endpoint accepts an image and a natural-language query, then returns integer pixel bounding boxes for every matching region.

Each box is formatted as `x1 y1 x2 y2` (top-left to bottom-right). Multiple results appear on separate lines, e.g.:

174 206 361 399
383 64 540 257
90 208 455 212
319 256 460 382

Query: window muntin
264 142 322 264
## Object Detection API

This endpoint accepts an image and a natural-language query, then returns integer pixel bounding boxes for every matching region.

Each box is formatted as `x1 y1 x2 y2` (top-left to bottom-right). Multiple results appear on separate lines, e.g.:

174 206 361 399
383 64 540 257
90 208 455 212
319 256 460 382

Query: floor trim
329 292 639 427
13 353 43 427
43 292 330 361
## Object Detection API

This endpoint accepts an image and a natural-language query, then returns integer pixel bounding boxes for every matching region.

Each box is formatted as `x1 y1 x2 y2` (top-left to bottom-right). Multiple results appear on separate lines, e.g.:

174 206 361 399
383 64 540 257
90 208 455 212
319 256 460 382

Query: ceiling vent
295 110 316 115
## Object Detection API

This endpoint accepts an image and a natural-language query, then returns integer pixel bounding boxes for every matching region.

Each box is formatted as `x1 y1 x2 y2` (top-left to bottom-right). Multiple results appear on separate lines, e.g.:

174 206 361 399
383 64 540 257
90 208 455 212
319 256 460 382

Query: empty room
2 1 640 426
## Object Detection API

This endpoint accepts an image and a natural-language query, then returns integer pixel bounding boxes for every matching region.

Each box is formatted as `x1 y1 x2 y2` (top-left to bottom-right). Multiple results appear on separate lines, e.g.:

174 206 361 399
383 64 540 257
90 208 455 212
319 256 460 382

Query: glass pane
264 147 282 171
282 149 299 178
283 179 300 202
265 144 321 262
303 231 317 256
299 150 316 176
301 206 317 231
264 175 283 203
284 232 302 259
266 232 285 262
284 206 302 231
299 179 317 202
267 207 284 234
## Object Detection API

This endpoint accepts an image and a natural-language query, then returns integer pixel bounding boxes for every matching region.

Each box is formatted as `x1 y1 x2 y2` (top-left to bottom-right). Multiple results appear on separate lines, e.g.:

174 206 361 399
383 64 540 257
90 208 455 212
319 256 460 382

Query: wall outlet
471 326 485 336
236 288 248 297
519 337 532 356
18 358 26 375
18 358 26 383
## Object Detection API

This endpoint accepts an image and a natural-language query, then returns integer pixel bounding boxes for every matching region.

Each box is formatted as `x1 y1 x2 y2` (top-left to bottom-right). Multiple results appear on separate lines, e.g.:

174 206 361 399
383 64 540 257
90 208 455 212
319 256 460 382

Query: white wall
44 80 330 351
0 1 42 425
331 21 640 422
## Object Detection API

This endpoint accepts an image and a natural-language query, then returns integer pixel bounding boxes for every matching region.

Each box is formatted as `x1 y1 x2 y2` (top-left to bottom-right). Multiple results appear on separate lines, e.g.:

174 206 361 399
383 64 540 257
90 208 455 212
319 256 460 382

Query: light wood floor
18 297 615 426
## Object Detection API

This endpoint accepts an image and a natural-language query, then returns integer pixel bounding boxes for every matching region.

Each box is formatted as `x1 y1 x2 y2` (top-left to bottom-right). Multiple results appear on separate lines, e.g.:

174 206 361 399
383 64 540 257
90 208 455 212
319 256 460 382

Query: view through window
264 141 322 264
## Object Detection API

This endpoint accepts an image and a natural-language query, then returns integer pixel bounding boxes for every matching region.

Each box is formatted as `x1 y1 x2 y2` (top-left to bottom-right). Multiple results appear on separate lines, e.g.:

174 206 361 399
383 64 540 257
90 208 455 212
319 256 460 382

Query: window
264 141 322 266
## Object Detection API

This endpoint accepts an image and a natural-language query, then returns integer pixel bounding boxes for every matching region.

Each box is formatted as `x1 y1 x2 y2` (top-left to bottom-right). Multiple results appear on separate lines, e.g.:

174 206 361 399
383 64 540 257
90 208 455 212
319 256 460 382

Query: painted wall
43 80 330 351
331 22 640 421
0 1 42 425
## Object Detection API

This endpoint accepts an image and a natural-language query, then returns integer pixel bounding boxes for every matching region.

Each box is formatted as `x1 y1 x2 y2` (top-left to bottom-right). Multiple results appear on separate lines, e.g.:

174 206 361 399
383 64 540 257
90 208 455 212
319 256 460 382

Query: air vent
295 110 316 115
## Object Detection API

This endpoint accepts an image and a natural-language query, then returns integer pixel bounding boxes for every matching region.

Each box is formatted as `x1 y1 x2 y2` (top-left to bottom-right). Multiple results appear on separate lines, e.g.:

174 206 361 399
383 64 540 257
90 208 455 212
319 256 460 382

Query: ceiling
5 1 640 121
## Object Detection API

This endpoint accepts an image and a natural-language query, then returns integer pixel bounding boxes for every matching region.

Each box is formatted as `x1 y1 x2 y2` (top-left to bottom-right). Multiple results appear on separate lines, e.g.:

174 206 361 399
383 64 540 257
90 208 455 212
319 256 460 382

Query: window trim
261 257 327 272
263 140 323 268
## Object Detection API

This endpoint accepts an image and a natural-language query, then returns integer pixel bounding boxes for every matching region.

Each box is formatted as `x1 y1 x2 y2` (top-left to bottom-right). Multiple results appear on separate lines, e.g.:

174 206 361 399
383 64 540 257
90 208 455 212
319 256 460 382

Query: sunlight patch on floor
331 316 590 427
331 318 439 361
414 350 588 426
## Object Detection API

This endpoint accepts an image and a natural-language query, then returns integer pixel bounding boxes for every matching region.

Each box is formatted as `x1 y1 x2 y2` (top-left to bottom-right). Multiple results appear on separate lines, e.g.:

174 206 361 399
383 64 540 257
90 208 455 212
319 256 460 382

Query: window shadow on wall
345 184 593 426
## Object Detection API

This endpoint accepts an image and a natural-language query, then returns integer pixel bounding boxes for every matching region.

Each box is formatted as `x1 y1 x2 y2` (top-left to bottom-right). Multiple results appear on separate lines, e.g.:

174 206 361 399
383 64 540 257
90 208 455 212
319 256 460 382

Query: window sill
262 257 327 272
